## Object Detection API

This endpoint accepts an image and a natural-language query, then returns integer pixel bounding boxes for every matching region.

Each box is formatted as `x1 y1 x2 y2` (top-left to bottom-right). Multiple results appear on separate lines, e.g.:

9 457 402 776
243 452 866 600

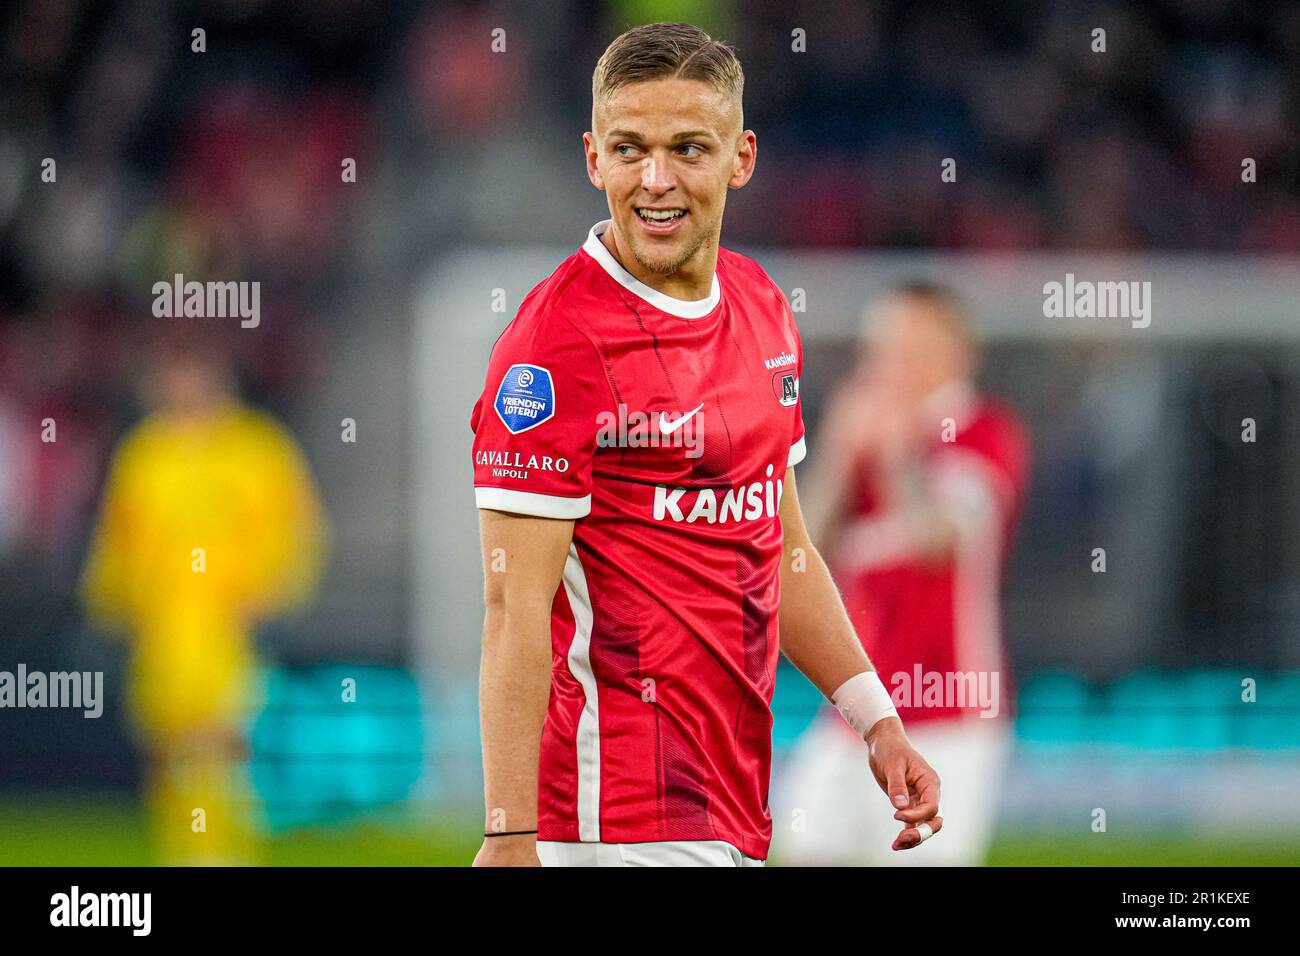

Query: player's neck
600 225 717 303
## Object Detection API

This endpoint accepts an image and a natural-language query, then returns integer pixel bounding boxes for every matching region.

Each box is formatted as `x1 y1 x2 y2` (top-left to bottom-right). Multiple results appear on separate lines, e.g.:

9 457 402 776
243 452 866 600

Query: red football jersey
469 221 806 859
830 388 1029 728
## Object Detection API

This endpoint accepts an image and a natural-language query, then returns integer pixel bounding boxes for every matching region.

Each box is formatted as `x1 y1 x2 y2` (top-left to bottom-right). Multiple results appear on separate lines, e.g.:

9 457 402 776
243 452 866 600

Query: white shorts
771 714 1012 866
537 839 765 867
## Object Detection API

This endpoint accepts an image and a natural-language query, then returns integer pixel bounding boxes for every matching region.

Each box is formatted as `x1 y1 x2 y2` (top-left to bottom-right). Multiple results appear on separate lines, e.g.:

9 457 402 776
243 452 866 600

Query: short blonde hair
592 22 743 109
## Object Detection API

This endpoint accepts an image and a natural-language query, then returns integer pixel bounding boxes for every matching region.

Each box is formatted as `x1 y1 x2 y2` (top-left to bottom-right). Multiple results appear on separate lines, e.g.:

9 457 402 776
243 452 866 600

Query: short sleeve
470 314 610 519
928 409 1029 544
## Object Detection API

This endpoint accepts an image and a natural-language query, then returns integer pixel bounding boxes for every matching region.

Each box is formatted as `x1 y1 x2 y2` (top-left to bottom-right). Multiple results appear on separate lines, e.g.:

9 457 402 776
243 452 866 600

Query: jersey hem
537 827 769 861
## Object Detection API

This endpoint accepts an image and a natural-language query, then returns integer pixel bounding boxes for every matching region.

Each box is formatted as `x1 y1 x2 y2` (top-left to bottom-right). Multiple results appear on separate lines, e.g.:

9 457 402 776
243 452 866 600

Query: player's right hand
472 836 542 867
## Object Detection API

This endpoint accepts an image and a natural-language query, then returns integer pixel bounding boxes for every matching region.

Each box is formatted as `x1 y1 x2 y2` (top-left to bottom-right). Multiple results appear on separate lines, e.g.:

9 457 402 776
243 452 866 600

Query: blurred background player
80 333 329 865
777 281 1029 866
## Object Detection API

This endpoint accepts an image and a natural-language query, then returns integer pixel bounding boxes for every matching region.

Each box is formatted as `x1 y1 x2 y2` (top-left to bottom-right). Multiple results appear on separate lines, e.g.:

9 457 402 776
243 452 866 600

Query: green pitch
1 796 1296 866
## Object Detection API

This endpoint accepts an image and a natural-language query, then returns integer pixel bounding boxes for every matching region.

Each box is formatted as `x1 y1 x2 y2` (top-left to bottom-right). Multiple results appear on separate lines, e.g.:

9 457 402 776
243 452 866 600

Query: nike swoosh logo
658 403 704 435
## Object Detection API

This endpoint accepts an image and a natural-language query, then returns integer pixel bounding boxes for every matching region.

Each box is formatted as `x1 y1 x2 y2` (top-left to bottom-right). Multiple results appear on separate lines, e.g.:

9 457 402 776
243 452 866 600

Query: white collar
582 220 721 319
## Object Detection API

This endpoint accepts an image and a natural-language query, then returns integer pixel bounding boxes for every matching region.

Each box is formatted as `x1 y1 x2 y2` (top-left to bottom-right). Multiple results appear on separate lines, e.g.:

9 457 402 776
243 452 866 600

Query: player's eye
677 144 703 157
615 144 641 158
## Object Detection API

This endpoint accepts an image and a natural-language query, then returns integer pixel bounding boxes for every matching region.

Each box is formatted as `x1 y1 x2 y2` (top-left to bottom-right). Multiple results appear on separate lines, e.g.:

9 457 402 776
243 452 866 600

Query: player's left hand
865 717 943 851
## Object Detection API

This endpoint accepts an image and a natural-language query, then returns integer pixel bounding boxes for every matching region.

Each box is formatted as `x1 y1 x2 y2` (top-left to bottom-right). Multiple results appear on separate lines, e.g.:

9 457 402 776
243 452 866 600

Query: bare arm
777 469 874 697
472 508 574 867
778 470 944 850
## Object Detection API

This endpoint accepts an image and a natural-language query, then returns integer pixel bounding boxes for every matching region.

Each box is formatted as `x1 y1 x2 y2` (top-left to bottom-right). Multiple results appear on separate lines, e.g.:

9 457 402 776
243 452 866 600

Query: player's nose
640 154 673 193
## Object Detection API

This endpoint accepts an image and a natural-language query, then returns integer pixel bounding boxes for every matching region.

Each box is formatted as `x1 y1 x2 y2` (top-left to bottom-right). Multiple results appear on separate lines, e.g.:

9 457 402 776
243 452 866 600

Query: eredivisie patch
494 364 555 433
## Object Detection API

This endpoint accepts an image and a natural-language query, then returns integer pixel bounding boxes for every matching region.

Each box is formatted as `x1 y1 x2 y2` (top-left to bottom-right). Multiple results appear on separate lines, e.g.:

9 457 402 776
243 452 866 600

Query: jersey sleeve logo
773 370 799 407
494 364 556 434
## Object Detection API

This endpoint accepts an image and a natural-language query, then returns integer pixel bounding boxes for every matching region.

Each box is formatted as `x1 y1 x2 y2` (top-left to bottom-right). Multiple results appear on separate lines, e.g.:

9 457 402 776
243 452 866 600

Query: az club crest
773 370 799 407
494 364 555 434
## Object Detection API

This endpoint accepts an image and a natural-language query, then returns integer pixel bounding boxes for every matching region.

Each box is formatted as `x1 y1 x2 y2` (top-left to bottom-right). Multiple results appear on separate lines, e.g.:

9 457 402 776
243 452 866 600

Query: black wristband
484 829 538 838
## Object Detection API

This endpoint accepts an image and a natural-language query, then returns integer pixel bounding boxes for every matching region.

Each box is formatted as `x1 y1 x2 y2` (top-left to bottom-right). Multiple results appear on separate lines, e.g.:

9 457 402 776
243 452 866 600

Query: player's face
862 298 969 405
152 354 231 415
586 78 755 278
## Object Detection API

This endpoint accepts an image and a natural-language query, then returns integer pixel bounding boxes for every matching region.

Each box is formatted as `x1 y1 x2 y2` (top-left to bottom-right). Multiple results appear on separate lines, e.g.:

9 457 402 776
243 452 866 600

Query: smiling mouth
634 207 688 235
636 207 687 222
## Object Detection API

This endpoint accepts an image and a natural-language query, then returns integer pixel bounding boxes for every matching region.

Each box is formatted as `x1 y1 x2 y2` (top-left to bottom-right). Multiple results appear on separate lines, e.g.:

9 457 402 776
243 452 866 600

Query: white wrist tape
831 670 898 739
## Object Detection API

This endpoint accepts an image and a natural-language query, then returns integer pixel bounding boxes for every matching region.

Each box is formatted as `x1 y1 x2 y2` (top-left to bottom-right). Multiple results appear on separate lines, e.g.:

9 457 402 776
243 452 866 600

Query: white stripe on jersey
562 542 601 841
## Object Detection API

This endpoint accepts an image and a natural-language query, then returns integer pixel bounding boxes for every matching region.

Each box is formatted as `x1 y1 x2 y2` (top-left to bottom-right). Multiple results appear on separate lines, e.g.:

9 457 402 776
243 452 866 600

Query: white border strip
474 486 591 519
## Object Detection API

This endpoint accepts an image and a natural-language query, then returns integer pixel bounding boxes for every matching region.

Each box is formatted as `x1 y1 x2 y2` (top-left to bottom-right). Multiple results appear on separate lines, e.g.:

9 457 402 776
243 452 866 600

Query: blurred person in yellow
81 333 329 865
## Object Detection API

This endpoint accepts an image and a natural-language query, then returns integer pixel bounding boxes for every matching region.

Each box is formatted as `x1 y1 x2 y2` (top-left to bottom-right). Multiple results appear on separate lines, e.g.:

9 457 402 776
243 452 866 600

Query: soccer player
469 23 941 867
82 337 329 865
776 282 1030 866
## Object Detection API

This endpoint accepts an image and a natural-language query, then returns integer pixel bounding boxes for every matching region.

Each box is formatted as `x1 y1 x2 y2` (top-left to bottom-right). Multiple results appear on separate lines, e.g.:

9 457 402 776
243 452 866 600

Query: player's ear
728 130 757 190
583 132 604 189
